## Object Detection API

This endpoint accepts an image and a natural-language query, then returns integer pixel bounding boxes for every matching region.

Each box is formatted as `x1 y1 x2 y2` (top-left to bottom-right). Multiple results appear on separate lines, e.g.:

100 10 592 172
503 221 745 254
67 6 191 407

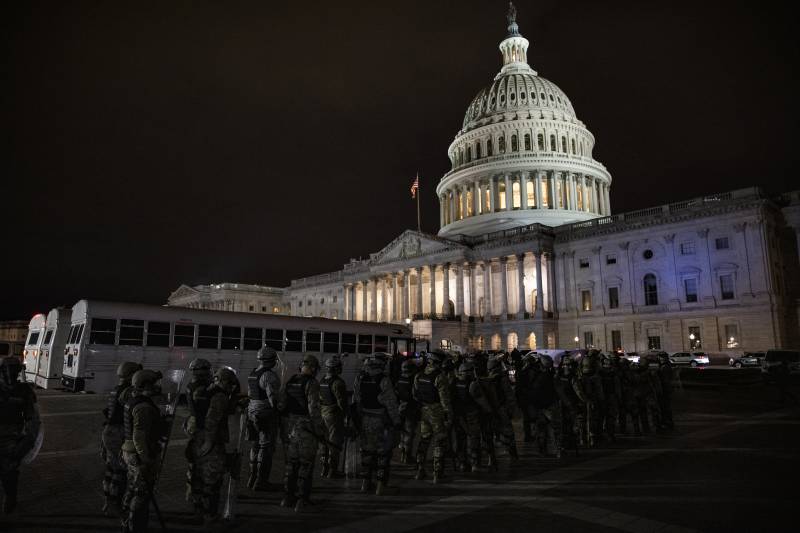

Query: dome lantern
499 3 535 76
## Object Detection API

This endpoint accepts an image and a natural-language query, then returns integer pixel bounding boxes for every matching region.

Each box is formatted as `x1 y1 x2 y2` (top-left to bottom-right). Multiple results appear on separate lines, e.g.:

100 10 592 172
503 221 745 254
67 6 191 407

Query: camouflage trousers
284 416 318 502
359 413 394 482
454 409 482 467
602 396 620 437
416 404 448 472
398 404 419 456
492 406 516 453
248 410 278 485
634 394 661 433
584 397 604 440
561 403 586 448
101 424 126 505
528 403 562 455
320 406 345 473
195 442 227 517
620 393 639 433
121 451 156 533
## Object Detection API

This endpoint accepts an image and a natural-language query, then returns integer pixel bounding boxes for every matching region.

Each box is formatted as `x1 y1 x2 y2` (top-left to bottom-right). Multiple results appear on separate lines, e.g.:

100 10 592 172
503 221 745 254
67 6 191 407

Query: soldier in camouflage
484 356 520 461
618 358 640 435
656 353 674 430
318 355 347 479
452 361 492 472
101 361 141 514
352 356 401 495
412 351 453 483
278 354 325 512
183 358 211 515
246 347 281 490
194 367 237 524
529 354 562 457
599 355 622 441
555 358 588 449
632 358 662 434
120 369 164 533
395 359 420 464
0 356 40 515
578 351 605 447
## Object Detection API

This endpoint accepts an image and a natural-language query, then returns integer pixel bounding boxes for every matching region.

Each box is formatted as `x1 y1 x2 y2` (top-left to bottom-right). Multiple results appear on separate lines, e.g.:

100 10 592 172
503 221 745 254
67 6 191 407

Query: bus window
0 343 8 356
341 333 356 354
146 321 170 347
243 328 263 351
265 329 283 351
119 319 145 346
173 324 195 347
75 324 85 344
323 332 339 353
392 337 409 355
89 319 117 345
374 335 388 352
197 325 220 350
357 334 373 354
27 331 41 346
306 331 321 352
221 326 242 350
43 330 54 346
285 330 302 352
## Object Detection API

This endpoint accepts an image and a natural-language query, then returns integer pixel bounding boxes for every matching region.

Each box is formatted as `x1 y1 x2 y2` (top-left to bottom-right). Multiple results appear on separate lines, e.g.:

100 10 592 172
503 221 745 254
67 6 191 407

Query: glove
197 440 214 458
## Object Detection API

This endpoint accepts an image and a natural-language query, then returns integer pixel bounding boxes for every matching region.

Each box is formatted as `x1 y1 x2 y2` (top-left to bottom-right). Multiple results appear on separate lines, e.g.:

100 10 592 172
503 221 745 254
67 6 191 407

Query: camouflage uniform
656 355 674 430
353 357 401 495
193 368 237 523
599 357 622 441
246 348 281 490
578 352 605 447
618 359 639 434
529 355 562 456
632 359 661 434
412 352 453 483
183 359 211 511
395 360 420 464
0 356 40 515
514 354 535 442
278 356 325 512
121 370 163 533
101 362 141 513
318 357 347 478
452 362 492 471
555 359 587 449
484 357 519 460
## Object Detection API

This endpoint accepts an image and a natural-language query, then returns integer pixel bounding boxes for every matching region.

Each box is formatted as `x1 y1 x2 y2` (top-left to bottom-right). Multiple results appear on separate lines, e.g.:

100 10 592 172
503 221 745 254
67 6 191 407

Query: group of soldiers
0 346 676 530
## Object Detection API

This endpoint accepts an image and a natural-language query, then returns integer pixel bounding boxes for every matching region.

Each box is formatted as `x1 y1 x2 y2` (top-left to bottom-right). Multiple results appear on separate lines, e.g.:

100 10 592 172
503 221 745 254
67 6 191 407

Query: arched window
526 180 535 206
524 133 531 151
491 333 502 350
499 136 506 153
571 139 576 154
643 274 659 306
527 332 537 350
484 187 491 212
466 188 474 216
486 138 493 156
550 135 557 151
475 142 482 159
561 136 567 153
537 133 544 151
507 332 518 351
512 180 521 208
498 180 507 210
511 134 518 152
466 146 472 162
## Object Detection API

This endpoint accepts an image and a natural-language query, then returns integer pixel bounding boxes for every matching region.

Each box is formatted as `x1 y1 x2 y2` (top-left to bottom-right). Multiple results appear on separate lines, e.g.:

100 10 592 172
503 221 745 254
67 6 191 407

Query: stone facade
167 282 289 315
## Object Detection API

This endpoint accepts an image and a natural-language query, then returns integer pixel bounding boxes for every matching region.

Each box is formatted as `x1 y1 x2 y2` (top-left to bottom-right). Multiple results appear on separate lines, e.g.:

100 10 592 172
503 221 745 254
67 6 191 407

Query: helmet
257 346 278 365
325 356 342 370
539 354 554 370
214 367 238 390
400 359 417 376
0 356 24 385
427 351 445 366
188 358 211 373
301 354 320 371
601 356 613 369
456 361 475 379
638 358 650 370
580 355 596 375
657 352 670 364
366 357 385 375
116 361 143 379
486 356 501 372
131 369 162 390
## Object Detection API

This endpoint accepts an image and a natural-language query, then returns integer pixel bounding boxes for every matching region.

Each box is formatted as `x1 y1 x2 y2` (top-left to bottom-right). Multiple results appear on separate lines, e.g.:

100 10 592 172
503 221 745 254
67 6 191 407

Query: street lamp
405 318 411 326
574 335 580 347
689 333 696 341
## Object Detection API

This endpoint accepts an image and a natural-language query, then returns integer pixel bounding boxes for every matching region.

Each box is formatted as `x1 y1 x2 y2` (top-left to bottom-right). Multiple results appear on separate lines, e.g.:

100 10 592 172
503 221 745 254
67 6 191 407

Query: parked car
761 349 800 378
729 352 765 368
670 351 710 367
621 352 640 364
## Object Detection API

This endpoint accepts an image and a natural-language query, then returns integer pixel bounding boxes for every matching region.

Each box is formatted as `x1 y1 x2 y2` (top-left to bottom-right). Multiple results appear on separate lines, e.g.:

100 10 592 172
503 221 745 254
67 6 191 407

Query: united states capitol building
169 11 800 354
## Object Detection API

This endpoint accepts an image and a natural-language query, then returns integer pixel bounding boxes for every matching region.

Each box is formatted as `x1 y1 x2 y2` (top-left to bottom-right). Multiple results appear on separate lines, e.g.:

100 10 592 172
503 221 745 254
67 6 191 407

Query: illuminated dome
436 4 613 238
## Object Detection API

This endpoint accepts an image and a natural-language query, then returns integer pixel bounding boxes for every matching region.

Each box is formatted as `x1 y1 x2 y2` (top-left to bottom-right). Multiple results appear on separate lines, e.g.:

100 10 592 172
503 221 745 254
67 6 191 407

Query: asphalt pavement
2 368 798 533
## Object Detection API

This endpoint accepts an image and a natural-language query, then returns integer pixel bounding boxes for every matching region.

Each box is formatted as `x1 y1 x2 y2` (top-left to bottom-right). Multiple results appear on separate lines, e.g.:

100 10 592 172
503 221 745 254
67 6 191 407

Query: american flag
410 174 419 198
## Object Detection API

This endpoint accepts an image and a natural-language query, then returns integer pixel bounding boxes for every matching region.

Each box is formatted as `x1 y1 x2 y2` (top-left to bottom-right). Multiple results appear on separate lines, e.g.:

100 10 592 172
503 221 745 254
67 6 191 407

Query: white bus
23 314 47 382
62 300 417 393
33 308 72 389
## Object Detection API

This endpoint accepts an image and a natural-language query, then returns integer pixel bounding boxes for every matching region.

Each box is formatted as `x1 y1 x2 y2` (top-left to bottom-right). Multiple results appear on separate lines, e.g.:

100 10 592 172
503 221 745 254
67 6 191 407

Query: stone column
381 277 388 322
415 267 423 317
439 196 445 227
520 171 529 209
499 257 509 317
473 180 480 215
516 253 526 318
429 265 437 318
402 270 410 319
449 191 456 223
535 171 543 209
604 183 611 215
455 263 464 318
371 278 378 322
549 171 557 210
469 263 478 317
442 263 450 317
592 178 600 214
483 260 493 317
570 173 578 211
581 175 589 212
361 281 368 322
548 252 558 314
489 176 497 212
461 186 469 219
535 253 545 319
348 284 356 320
504 173 512 210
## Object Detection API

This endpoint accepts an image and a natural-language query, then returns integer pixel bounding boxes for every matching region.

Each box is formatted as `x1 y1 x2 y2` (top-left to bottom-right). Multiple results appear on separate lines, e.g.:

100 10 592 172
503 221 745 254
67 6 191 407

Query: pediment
371 230 464 265
168 284 200 301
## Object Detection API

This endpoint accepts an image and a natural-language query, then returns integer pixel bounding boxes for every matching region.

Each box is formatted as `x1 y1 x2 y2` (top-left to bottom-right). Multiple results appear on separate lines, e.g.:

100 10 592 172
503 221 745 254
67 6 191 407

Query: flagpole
416 173 421 232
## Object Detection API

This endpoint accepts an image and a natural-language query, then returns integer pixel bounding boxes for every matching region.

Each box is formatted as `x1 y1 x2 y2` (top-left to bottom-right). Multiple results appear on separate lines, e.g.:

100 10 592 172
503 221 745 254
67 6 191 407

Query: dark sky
2 0 798 320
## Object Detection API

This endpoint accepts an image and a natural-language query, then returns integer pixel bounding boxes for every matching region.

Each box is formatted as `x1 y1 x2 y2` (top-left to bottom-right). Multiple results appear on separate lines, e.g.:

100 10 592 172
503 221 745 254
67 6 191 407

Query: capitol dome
436 5 613 238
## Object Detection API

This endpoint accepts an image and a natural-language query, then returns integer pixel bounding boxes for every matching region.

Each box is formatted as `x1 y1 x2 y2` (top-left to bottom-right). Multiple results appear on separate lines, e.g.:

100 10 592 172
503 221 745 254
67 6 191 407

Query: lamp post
574 335 580 348
689 332 696 350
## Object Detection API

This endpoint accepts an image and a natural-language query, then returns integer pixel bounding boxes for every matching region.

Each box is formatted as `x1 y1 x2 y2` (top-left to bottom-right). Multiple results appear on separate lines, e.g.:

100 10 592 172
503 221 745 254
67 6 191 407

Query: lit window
720 274 735 300
680 242 696 255
526 180 535 206
643 274 658 306
541 179 549 207
725 324 739 348
715 237 730 250
512 181 521 208
581 290 592 311
498 181 507 210
484 187 491 212
466 188 474 216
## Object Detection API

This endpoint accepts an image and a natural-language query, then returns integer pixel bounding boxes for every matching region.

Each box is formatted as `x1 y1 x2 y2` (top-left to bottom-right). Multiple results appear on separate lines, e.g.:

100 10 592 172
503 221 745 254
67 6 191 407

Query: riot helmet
400 359 418 377
257 346 278 368
456 361 475 380
131 369 162 395
188 358 211 374
324 355 343 374
214 367 238 392
116 361 143 380
539 354 554 370
301 354 320 375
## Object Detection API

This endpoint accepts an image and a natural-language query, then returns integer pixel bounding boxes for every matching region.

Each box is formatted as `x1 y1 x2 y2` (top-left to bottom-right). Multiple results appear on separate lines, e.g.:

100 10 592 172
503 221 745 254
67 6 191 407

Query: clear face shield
159 369 187 417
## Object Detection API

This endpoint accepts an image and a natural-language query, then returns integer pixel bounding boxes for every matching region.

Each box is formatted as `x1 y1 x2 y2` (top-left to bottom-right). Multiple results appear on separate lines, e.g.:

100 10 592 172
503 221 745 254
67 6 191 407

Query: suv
670 351 710 367
729 352 765 368
761 350 800 379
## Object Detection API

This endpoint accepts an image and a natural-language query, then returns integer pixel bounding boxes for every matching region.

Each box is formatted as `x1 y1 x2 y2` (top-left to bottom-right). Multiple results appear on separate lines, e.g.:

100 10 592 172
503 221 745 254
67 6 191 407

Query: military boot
246 462 258 489
375 464 389 496
327 451 344 478
432 458 445 484
280 465 299 508
487 452 498 472
399 448 408 464
320 454 331 479
508 442 519 461
254 456 273 491
414 462 427 480
360 469 374 493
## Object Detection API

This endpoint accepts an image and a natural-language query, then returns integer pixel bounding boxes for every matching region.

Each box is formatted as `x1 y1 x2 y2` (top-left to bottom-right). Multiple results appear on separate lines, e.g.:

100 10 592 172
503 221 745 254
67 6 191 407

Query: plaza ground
3 368 799 532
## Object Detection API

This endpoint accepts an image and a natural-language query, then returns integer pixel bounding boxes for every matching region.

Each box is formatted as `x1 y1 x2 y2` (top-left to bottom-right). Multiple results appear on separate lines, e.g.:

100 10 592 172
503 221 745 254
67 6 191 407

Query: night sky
3 0 798 320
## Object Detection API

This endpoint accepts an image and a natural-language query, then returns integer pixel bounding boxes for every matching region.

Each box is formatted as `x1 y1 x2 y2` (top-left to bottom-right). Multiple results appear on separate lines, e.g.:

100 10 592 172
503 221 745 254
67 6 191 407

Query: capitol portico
171 6 800 354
